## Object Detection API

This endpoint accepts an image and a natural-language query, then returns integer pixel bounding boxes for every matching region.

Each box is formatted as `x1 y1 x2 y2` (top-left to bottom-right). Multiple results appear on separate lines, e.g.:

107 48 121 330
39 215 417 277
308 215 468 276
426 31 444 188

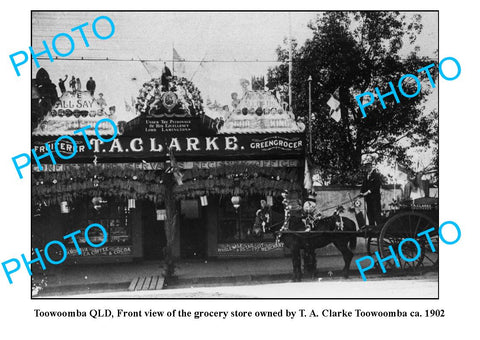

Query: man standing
86 77 96 96
58 75 68 94
161 62 172 90
76 77 82 91
69 75 76 91
360 160 382 226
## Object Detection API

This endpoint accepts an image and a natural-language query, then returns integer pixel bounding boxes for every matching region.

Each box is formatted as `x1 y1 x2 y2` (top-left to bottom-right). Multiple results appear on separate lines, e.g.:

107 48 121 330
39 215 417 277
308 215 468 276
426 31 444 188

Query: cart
276 196 439 272
366 196 439 270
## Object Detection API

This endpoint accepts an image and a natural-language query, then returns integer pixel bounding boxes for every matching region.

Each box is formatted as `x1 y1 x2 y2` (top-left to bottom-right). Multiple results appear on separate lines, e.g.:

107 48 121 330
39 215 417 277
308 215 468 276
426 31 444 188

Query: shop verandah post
162 146 183 279
163 172 177 278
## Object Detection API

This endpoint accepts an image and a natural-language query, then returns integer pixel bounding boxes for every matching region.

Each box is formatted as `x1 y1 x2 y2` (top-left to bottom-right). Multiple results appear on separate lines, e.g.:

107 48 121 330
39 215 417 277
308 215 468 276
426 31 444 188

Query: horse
272 207 357 282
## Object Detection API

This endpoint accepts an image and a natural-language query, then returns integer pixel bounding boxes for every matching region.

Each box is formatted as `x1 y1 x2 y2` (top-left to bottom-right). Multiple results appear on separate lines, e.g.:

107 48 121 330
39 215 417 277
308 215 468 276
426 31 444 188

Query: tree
267 12 438 184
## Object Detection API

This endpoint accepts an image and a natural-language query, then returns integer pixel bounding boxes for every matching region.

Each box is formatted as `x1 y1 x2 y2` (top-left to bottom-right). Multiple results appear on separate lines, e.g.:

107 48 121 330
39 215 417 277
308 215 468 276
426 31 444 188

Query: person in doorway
360 159 382 226
58 75 68 94
254 199 271 233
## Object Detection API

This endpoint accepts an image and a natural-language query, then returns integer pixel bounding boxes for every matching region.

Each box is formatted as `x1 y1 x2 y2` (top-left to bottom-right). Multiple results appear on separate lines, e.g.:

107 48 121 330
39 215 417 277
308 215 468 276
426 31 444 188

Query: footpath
34 254 436 297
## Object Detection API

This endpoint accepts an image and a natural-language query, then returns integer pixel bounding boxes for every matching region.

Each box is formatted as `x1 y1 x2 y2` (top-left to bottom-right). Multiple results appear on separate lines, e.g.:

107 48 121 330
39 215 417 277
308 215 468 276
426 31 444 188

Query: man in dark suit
161 63 172 90
86 77 96 96
58 75 68 94
360 161 382 226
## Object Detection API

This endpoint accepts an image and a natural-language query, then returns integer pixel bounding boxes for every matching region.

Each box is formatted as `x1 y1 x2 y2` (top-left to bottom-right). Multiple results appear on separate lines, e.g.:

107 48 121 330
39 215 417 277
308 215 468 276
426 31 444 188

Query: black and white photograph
1 1 478 338
29 10 439 298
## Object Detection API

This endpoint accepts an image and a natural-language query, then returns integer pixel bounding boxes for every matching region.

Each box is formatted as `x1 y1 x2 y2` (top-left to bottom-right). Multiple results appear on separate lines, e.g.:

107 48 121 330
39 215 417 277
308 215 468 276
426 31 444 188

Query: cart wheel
379 212 438 271
366 237 380 269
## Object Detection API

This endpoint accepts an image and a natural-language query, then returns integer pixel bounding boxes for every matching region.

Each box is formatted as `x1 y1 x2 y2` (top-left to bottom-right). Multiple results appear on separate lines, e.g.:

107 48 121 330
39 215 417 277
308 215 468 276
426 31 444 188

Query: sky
31 11 437 61
31 11 438 113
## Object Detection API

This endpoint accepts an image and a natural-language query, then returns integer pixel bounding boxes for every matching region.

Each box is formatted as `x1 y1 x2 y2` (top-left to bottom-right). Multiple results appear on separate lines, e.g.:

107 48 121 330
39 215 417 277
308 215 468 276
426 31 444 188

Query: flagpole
172 42 175 76
308 75 312 154
288 12 292 112
394 161 398 202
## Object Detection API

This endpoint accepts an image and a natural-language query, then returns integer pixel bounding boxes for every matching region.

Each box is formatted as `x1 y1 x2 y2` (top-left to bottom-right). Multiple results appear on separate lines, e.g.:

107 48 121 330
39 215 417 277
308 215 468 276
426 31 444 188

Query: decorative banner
32 133 305 161
33 91 116 136
218 90 305 134
53 91 102 113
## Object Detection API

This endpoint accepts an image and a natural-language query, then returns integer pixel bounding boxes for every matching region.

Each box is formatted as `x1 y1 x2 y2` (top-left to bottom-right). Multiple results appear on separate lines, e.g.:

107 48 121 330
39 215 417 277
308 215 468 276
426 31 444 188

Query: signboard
145 118 194 133
32 133 305 161
33 91 116 136
217 242 284 255
66 245 132 256
52 91 102 113
123 116 214 135
32 159 301 172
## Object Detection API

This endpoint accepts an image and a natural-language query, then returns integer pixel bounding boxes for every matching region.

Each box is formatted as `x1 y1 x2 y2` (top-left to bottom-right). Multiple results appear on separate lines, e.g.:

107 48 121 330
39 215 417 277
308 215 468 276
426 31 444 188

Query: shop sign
249 136 303 151
32 162 166 172
217 242 284 254
181 159 300 169
32 133 304 160
145 118 194 133
66 245 132 256
33 159 300 172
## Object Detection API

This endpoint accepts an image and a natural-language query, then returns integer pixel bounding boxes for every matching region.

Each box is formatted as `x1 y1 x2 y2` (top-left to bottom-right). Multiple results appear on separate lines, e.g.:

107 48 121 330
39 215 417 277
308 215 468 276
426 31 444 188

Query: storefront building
32 72 305 263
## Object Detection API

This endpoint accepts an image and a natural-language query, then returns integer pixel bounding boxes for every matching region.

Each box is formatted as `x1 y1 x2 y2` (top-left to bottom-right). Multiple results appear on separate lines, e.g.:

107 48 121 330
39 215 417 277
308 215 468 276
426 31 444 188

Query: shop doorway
142 201 166 260
180 199 207 259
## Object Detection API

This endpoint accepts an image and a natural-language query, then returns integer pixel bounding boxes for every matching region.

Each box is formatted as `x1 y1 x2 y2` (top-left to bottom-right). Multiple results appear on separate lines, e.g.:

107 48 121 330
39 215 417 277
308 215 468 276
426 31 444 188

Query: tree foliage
268 12 438 185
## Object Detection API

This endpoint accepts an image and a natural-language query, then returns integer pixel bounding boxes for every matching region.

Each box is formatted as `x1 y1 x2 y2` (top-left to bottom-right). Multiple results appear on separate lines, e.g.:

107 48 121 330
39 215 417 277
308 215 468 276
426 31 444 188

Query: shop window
64 197 132 247
218 195 279 243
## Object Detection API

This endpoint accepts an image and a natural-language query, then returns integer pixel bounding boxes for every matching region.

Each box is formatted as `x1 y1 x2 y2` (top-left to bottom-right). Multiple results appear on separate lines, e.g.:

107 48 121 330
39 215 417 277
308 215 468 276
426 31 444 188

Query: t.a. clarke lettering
29 134 304 166
94 136 241 153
